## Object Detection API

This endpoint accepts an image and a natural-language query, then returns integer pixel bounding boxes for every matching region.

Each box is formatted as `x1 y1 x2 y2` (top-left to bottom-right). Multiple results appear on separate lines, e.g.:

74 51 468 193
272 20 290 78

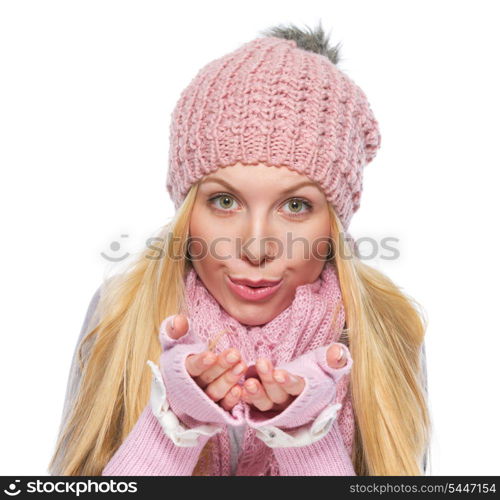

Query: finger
166 314 190 340
242 378 274 412
255 358 291 405
205 362 246 402
219 384 242 411
195 348 241 388
272 369 305 396
185 350 217 377
326 343 348 369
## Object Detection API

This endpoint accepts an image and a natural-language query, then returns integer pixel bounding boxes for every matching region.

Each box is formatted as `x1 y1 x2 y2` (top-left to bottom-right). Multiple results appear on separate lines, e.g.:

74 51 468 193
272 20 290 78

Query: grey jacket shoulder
50 284 103 475
57 274 124 434
57 285 102 437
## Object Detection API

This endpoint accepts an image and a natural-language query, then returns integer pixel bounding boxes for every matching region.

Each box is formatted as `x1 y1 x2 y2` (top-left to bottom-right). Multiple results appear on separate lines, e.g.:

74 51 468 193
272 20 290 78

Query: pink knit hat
166 26 381 230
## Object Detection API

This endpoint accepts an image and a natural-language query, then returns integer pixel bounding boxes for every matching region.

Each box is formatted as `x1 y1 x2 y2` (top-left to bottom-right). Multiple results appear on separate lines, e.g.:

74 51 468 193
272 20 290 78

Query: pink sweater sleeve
245 343 356 476
272 420 355 476
102 315 244 476
102 405 211 476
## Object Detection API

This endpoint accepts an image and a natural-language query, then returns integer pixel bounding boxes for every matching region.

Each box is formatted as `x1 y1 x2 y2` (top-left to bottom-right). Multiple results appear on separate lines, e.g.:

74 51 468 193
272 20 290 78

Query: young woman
49 23 430 476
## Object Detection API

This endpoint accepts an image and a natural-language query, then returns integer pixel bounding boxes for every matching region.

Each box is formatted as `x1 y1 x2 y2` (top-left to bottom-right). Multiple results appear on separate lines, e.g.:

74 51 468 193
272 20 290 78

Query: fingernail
257 359 269 374
246 381 258 394
167 315 176 330
274 372 286 383
288 375 299 384
203 353 216 365
232 363 244 375
226 351 239 363
231 386 240 397
336 345 345 361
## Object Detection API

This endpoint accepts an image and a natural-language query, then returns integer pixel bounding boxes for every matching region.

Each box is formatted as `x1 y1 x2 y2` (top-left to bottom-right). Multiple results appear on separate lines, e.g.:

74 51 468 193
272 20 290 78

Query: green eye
282 198 313 217
219 195 234 209
211 194 236 210
287 199 304 213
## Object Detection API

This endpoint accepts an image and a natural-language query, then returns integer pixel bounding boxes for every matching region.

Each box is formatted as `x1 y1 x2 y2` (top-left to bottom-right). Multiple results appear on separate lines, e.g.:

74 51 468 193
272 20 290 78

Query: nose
239 218 278 266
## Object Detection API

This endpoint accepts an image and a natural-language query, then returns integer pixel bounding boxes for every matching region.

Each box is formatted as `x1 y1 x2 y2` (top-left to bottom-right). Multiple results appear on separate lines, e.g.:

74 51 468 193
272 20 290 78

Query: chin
225 301 277 327
239 316 269 327
239 317 269 327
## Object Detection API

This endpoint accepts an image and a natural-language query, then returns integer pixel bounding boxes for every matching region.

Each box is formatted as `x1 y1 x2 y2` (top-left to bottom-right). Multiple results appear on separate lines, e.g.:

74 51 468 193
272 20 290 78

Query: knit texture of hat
166 34 382 230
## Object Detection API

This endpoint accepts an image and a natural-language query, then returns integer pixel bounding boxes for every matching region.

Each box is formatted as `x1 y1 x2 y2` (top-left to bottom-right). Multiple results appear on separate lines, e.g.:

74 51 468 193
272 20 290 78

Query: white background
1 0 499 476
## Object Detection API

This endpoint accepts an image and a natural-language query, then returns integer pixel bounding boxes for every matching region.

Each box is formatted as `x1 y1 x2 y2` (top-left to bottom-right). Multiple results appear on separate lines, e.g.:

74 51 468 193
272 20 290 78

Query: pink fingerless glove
244 342 353 431
157 315 245 428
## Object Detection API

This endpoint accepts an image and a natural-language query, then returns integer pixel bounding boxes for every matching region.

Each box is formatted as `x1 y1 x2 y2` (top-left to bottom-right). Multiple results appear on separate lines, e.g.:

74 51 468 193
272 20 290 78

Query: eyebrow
201 176 318 197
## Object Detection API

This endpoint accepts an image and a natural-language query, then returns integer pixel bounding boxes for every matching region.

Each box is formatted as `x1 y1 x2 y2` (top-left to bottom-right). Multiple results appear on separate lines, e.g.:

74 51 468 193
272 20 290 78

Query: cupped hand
165 314 348 415
240 343 348 412
166 314 246 411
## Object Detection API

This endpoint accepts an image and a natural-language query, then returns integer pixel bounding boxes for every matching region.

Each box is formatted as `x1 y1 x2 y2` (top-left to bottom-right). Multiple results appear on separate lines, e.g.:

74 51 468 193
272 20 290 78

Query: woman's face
189 162 332 326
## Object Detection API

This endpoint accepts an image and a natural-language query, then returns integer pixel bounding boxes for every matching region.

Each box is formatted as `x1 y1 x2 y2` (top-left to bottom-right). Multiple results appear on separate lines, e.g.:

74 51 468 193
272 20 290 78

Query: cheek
189 205 234 263
189 205 211 259
189 210 207 255
285 218 331 262
311 232 332 260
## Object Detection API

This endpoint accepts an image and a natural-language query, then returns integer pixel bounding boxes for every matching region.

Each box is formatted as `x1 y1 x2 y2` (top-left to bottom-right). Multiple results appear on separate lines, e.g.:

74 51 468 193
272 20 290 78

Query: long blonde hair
48 182 431 476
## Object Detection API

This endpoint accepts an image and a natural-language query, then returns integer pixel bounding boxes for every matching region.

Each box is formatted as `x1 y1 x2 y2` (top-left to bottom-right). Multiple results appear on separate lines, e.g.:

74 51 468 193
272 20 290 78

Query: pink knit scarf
182 260 355 476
